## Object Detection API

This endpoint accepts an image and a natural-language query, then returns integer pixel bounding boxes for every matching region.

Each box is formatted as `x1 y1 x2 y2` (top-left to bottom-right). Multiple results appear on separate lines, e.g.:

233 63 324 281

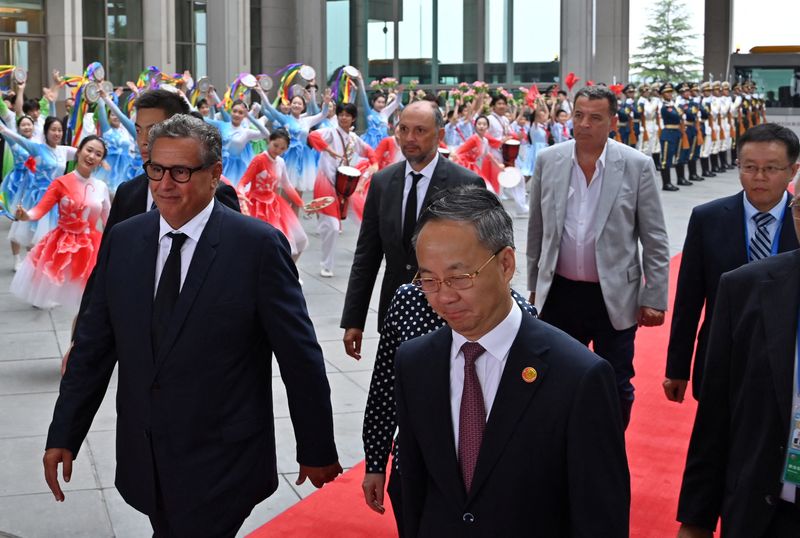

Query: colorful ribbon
274 63 302 105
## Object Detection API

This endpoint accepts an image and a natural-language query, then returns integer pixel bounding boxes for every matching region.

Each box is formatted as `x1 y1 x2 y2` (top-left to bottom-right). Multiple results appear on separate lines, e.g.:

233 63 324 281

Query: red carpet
250 255 700 537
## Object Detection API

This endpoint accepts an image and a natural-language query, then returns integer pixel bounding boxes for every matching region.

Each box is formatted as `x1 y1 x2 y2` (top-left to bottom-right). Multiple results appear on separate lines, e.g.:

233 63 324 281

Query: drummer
308 102 378 278
486 93 528 215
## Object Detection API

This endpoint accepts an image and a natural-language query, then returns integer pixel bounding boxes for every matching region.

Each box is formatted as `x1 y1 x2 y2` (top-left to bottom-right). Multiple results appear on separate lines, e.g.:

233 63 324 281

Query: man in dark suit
341 100 483 359
395 187 630 537
676 130 800 538
43 115 341 537
664 123 800 403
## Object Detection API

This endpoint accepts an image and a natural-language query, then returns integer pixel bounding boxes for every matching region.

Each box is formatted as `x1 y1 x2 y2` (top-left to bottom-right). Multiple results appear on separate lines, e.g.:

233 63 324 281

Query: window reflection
83 1 143 83
0 0 45 35
437 0 477 83
398 0 432 83
326 1 350 80
175 0 207 76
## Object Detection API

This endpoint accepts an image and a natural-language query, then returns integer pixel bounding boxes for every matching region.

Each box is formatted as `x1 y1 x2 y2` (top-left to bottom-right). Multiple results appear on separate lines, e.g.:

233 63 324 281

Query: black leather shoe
690 175 704 181
677 178 693 186
663 183 679 191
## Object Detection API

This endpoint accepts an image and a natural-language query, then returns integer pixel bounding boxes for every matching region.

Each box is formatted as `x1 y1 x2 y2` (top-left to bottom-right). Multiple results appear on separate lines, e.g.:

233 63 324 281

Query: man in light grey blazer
527 85 670 428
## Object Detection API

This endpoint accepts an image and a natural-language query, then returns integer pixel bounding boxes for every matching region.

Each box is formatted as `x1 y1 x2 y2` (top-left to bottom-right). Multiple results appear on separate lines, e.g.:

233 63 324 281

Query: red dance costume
238 153 308 256
10 171 110 310
308 127 377 221
453 134 502 193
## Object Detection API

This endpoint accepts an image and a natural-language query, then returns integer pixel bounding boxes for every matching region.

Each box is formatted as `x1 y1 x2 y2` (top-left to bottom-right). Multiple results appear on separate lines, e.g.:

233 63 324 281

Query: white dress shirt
449 302 522 451
555 143 608 282
743 191 786 256
402 152 439 227
153 198 214 295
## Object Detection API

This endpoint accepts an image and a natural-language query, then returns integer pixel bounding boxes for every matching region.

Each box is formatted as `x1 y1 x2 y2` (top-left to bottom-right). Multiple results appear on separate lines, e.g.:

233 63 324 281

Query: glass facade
83 0 144 84
0 0 46 93
344 0 560 92
175 0 208 76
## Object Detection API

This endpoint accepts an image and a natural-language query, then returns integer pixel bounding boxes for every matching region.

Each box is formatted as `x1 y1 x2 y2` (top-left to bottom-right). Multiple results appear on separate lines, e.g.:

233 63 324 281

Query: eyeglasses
144 161 212 183
738 164 792 178
411 248 504 294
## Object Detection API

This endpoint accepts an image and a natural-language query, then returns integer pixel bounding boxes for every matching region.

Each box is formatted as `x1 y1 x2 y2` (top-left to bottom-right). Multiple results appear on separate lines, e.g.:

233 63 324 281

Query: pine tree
630 0 702 83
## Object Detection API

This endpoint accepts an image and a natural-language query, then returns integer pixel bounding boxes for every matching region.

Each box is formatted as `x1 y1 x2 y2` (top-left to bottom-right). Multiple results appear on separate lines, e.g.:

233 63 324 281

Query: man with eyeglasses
43 115 341 537
394 186 630 537
665 123 800 405
675 124 800 537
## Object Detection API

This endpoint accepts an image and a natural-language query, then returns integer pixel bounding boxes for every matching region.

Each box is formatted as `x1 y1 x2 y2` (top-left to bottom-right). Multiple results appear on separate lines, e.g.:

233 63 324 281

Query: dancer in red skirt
238 129 308 262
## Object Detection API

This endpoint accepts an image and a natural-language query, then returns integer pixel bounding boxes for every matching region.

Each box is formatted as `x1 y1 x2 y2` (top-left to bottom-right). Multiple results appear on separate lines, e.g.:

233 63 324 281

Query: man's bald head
396 101 445 169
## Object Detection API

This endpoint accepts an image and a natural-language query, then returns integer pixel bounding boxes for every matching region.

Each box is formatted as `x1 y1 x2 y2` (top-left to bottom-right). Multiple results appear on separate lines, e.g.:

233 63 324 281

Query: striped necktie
750 212 776 262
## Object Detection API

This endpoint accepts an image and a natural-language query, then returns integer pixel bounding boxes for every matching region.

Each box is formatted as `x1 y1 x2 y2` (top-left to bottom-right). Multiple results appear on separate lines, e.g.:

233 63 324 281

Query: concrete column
560 0 629 85
261 1 296 74
207 0 250 87
46 0 84 82
294 0 326 77
142 0 175 73
349 0 369 78
703 0 731 80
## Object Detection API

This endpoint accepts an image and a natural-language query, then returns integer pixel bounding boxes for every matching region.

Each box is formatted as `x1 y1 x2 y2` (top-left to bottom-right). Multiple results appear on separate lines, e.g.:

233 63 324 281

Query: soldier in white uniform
729 82 744 164
709 81 724 173
698 82 716 178
717 81 734 170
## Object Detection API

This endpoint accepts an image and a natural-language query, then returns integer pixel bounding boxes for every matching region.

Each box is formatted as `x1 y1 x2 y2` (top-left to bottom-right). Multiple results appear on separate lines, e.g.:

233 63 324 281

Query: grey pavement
0 169 742 537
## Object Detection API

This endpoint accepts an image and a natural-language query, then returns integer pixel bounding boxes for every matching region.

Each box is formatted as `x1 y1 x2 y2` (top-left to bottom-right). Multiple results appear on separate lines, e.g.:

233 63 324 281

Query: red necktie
458 341 486 493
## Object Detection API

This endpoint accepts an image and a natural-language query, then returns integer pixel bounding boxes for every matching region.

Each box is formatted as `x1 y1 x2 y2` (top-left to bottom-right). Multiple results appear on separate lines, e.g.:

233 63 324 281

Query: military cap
659 82 674 95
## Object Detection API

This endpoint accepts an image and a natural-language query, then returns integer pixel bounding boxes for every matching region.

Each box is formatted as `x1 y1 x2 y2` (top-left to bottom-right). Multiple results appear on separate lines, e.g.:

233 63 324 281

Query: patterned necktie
750 212 776 262
152 232 189 353
402 172 423 252
458 341 486 493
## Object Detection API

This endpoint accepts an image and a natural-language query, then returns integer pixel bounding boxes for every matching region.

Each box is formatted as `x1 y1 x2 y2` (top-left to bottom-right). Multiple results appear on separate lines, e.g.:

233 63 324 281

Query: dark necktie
152 232 189 353
458 341 486 493
402 172 423 252
750 212 775 262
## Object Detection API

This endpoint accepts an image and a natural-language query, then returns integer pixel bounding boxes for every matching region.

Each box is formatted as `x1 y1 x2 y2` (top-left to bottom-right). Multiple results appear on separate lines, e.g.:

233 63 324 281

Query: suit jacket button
463 512 475 523
765 494 776 506
405 264 413 270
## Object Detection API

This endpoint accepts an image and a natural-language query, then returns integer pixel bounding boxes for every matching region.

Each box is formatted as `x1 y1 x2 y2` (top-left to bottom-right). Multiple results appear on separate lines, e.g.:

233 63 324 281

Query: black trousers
388 466 405 538
539 274 637 429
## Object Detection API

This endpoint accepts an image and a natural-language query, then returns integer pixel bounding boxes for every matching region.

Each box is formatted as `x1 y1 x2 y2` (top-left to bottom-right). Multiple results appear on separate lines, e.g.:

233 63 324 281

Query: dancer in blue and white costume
528 105 550 176
355 75 403 150
93 89 136 194
511 113 534 177
205 99 269 186
0 116 36 271
256 85 330 198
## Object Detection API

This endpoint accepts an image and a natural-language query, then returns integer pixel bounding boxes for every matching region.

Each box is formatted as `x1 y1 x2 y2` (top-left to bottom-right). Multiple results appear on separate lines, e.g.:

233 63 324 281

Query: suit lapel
778 192 798 253
135 213 159 364
153 203 223 369
421 157 450 207
390 165 406 248
593 142 625 233
467 315 550 502
552 144 572 243
422 327 469 507
720 192 749 267
760 251 800 428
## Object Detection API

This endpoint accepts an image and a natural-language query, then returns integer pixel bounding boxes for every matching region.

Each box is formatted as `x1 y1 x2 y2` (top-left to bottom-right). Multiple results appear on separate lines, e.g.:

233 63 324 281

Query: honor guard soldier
658 83 686 190
718 81 734 170
709 81 724 173
638 84 659 167
616 84 638 147
730 82 744 164
699 82 716 177
677 82 703 182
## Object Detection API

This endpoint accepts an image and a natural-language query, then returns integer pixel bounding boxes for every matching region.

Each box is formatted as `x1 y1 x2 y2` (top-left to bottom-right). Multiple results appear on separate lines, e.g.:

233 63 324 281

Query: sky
629 0 799 60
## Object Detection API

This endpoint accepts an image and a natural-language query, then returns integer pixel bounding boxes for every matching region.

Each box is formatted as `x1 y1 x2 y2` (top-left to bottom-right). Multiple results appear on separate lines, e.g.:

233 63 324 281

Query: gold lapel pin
521 367 537 383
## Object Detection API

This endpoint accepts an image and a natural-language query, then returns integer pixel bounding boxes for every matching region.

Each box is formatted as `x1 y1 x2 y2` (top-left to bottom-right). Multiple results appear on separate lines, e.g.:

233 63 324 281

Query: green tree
630 0 702 83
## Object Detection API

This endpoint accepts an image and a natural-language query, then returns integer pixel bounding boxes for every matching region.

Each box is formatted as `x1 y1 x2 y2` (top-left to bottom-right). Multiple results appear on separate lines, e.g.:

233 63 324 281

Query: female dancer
0 117 77 249
237 129 308 262
204 99 269 186
356 75 403 149
93 92 136 194
10 136 110 310
527 104 550 177
257 87 331 198
98 87 141 182
453 115 502 193
0 115 36 271
307 102 377 278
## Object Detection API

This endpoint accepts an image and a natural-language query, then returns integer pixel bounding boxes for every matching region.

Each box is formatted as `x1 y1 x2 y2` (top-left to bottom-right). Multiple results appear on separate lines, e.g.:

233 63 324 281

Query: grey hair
147 113 222 165
573 85 618 115
412 186 514 252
